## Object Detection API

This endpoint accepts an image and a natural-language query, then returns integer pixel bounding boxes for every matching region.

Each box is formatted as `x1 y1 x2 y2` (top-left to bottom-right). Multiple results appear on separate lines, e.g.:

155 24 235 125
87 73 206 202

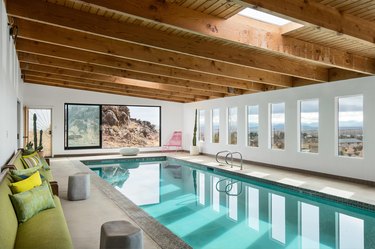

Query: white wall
183 76 375 182
0 0 24 165
23 84 183 156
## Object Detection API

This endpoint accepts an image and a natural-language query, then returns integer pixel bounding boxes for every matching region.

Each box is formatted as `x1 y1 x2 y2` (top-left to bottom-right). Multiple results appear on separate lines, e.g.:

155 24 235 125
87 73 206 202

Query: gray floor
51 152 375 249
51 158 160 249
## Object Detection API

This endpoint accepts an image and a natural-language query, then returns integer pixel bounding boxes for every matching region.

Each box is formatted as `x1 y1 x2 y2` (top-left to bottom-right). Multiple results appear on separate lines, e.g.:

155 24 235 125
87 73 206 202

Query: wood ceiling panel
286 26 375 57
12 0 375 101
317 0 375 22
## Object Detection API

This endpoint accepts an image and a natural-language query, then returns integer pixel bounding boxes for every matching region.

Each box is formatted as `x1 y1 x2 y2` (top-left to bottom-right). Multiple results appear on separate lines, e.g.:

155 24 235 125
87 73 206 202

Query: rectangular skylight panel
238 8 291 26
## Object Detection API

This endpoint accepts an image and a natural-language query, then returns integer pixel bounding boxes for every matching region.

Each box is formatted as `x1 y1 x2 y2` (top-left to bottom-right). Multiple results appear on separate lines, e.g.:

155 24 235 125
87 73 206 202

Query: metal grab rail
225 152 243 170
216 151 243 170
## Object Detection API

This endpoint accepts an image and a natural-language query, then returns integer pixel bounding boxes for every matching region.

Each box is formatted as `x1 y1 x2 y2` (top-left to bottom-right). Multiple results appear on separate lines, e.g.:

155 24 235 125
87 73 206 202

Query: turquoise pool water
85 158 375 249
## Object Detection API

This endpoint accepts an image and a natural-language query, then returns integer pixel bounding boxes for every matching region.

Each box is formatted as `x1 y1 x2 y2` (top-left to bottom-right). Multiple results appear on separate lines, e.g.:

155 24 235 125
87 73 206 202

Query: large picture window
65 104 101 149
337 95 363 158
65 104 161 149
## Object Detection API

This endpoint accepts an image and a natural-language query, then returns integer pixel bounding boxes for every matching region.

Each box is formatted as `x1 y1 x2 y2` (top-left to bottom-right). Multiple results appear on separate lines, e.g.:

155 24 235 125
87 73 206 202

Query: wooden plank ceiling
6 0 375 102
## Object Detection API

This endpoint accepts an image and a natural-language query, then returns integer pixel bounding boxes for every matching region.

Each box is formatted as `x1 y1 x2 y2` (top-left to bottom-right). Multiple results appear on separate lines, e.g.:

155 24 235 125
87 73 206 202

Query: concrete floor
50 152 375 249
51 158 161 249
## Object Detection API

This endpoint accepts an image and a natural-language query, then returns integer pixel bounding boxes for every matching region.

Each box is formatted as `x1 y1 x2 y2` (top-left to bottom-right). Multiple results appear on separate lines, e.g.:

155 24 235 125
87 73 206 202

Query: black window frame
64 103 162 150
64 103 102 150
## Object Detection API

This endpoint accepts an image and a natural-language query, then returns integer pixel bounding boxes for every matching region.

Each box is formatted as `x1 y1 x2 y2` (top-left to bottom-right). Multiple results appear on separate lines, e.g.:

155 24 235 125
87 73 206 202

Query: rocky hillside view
102 105 159 148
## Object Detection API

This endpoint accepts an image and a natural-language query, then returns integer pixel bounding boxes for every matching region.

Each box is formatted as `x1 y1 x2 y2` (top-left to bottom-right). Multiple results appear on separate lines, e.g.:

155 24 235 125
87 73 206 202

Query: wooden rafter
25 73 202 100
13 19 294 87
24 77 196 103
238 0 375 45
21 64 224 98
16 40 264 93
17 52 253 95
13 0 371 76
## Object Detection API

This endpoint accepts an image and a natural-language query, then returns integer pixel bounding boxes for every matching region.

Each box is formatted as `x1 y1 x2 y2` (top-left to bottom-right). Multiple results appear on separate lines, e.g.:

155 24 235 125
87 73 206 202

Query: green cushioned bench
2 150 58 196
0 170 73 249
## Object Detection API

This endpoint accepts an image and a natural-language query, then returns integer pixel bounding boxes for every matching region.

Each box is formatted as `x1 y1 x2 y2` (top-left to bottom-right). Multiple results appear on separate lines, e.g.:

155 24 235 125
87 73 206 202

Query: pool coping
75 155 375 249
167 157 375 213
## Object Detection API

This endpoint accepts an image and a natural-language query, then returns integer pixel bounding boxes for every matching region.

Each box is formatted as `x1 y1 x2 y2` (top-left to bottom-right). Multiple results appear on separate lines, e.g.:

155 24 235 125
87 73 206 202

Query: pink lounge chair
162 131 182 151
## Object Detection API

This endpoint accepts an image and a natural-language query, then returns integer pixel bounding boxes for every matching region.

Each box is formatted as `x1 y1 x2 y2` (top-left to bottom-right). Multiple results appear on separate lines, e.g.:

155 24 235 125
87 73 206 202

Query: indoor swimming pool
83 157 375 249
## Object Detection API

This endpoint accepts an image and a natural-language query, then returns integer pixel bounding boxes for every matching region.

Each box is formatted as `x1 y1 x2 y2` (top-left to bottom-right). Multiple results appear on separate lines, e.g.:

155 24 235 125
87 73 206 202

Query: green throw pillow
21 152 43 168
39 156 50 171
10 166 45 182
9 181 56 223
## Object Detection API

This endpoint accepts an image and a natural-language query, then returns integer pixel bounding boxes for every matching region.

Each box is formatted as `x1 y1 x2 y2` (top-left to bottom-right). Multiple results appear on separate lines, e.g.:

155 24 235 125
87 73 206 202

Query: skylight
238 8 291 26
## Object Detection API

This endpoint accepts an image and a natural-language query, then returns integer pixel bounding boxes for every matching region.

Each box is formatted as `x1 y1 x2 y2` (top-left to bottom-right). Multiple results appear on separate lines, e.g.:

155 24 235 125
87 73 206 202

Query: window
65 104 101 149
337 95 363 158
65 104 161 149
228 107 238 145
299 99 319 153
212 108 220 143
198 110 205 142
247 105 259 147
102 105 160 148
270 103 285 150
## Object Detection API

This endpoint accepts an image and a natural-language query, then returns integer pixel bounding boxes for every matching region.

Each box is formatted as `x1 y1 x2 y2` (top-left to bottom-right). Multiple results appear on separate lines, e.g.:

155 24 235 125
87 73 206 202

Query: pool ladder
215 150 243 170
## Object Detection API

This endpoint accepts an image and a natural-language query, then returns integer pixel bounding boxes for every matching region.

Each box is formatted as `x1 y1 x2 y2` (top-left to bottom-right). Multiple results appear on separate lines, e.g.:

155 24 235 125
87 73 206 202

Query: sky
271 103 285 125
28 109 51 131
128 106 160 126
338 96 363 127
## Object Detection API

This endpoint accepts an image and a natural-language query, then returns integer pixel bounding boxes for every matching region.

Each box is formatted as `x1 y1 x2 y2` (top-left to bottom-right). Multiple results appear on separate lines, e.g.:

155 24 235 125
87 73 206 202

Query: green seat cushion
10 181 55 223
0 174 19 249
14 197 73 249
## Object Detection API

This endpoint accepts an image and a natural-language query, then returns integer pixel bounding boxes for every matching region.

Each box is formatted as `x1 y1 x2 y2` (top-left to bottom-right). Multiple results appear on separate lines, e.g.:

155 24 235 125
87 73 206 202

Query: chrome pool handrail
225 151 243 170
215 150 231 165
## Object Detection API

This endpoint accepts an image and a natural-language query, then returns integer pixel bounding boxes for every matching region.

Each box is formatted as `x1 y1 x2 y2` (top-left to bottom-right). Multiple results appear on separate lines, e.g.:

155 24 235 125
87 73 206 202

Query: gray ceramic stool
67 173 90 201
100 220 143 249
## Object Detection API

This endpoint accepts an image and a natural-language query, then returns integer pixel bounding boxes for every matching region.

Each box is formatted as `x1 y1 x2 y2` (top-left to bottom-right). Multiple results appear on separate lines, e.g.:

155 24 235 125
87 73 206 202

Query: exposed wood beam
16 39 264 92
17 52 248 95
13 19 293 87
238 0 375 46
8 0 327 81
24 77 195 103
25 72 203 100
328 69 369 82
21 66 221 98
15 0 368 77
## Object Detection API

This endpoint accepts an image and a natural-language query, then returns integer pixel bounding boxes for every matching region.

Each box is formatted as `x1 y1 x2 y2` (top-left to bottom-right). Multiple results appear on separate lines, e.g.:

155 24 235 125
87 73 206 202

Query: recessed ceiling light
238 8 291 26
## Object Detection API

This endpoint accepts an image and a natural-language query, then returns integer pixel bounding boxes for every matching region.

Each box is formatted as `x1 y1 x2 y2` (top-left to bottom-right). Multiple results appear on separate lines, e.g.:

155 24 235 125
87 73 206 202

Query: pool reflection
93 160 374 249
